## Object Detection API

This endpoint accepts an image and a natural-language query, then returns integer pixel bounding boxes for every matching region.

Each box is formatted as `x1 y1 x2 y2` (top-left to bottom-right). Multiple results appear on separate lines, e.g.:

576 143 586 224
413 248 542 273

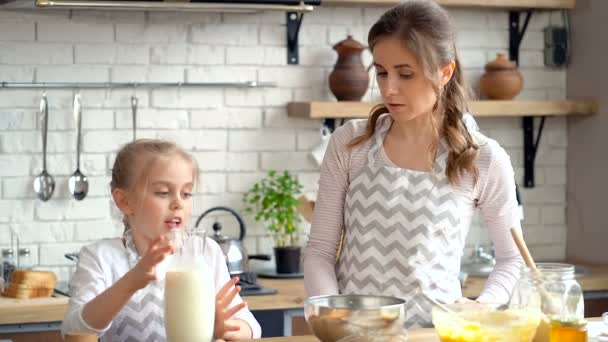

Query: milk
164 267 215 342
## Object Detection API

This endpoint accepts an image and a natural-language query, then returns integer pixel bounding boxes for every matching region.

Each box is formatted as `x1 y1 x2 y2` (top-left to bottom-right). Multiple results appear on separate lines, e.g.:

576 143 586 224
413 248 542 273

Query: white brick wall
150 45 225 65
0 43 73 64
0 7 568 283
75 44 149 65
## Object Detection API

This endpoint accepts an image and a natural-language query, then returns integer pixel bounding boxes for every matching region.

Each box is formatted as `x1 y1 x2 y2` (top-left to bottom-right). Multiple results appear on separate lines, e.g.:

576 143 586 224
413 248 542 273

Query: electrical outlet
544 26 569 68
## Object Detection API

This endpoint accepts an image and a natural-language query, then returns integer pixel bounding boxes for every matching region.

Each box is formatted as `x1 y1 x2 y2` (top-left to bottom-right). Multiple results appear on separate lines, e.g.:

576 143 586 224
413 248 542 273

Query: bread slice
3 285 55 299
1 270 58 299
9 270 58 288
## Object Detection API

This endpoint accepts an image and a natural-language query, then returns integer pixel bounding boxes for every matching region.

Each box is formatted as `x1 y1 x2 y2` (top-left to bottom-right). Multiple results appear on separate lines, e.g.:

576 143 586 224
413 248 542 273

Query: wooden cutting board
0 294 69 325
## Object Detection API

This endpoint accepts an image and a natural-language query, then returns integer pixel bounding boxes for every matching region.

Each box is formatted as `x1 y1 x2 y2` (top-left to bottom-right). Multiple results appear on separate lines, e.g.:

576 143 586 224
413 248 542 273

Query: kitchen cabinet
585 293 608 318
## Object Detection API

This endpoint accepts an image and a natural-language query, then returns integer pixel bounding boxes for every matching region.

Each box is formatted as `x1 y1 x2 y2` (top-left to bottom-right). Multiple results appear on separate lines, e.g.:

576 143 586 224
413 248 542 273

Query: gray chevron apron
337 116 464 328
100 232 167 342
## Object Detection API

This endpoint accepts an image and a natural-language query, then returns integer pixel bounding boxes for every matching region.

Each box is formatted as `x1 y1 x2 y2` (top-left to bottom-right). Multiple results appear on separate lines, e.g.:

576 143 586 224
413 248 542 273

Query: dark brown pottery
329 35 370 101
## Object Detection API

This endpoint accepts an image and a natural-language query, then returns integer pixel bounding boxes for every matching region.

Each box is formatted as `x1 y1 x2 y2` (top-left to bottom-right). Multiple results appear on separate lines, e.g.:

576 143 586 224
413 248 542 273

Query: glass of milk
164 228 215 342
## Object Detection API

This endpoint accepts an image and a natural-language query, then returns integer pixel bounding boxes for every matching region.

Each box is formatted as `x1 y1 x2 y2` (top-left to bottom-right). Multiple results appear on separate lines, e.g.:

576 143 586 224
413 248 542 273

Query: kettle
195 206 270 275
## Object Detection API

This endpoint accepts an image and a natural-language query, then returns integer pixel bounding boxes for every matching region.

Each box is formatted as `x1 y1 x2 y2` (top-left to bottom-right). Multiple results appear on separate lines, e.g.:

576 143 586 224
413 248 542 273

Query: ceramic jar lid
485 53 518 71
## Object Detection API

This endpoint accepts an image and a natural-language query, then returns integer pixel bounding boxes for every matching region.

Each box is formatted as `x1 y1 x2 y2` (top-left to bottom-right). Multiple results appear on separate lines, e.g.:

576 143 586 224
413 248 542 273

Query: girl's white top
61 234 261 341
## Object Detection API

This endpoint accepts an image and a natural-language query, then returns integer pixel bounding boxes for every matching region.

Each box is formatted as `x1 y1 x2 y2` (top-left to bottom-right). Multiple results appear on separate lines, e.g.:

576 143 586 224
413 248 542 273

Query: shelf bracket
286 11 305 65
323 118 336 133
510 10 544 188
522 116 546 188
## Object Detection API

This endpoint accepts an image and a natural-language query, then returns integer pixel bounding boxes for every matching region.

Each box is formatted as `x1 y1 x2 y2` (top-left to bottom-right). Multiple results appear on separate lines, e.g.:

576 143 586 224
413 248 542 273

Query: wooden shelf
287 100 598 119
322 0 576 10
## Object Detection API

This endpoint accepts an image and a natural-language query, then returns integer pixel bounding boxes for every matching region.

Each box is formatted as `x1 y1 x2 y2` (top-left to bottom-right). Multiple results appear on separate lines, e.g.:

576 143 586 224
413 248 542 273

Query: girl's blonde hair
350 0 479 185
111 139 199 232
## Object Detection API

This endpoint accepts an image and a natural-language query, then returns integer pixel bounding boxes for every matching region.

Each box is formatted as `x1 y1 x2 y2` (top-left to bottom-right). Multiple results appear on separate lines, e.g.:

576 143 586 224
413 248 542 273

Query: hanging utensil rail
35 0 316 13
0 81 276 89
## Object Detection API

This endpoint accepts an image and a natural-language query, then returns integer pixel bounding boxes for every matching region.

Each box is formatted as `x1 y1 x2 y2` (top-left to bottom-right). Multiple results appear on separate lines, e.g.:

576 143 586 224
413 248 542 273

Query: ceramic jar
329 35 370 101
479 53 524 100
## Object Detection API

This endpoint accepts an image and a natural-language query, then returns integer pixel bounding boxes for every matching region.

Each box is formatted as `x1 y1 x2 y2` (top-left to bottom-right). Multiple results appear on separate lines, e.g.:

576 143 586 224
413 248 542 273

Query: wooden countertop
240 329 438 342
1 265 607 325
242 317 604 342
462 264 608 298
253 264 608 311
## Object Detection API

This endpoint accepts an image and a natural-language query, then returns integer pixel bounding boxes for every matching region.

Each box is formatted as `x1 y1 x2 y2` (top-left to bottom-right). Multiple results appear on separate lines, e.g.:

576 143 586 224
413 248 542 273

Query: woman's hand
214 277 249 340
456 297 499 310
455 297 477 304
124 235 174 292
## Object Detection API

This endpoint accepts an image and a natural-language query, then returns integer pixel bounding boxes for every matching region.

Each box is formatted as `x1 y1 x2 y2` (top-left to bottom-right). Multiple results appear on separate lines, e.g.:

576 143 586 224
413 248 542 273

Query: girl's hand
125 235 174 292
214 277 247 339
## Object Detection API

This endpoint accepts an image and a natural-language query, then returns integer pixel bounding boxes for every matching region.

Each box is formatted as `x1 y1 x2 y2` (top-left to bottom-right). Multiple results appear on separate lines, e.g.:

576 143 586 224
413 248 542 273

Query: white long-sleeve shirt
61 235 261 341
303 114 524 304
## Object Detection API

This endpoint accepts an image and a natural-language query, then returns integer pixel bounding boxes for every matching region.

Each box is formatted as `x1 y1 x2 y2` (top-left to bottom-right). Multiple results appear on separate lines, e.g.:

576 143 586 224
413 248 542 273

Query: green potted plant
243 170 303 274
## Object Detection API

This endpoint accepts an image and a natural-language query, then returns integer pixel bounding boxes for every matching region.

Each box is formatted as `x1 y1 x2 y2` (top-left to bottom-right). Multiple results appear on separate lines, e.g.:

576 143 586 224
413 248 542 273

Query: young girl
61 139 261 341
304 0 524 328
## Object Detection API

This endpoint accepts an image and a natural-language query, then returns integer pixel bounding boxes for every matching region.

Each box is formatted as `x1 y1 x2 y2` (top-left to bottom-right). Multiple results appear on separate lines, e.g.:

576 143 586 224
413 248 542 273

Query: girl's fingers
223 322 241 332
147 243 174 265
216 277 239 299
220 285 241 308
148 235 165 253
223 302 246 319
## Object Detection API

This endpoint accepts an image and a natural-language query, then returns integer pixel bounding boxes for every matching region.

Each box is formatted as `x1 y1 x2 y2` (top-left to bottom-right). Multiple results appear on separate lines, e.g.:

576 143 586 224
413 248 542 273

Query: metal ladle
131 95 137 141
33 93 55 201
68 93 88 201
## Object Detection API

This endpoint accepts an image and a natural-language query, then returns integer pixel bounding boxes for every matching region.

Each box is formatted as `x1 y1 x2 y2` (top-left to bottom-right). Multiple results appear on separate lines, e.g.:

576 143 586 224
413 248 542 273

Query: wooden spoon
419 291 454 314
510 227 560 315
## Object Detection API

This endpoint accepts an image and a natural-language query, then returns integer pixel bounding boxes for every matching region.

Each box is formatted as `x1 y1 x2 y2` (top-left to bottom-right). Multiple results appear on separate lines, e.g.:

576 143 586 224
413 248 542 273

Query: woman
303 0 523 328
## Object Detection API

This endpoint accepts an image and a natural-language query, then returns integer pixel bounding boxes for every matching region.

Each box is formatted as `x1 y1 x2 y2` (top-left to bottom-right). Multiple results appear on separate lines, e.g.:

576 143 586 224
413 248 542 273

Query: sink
461 262 495 277
461 246 495 276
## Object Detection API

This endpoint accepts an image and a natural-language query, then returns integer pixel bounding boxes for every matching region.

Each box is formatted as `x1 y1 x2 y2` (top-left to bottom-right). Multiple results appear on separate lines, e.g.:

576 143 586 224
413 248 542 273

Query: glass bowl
432 303 542 342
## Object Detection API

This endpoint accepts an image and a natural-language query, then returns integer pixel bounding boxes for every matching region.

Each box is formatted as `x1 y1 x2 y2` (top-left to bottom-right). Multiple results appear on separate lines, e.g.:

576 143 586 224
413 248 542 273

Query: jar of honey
509 263 585 342
548 320 587 342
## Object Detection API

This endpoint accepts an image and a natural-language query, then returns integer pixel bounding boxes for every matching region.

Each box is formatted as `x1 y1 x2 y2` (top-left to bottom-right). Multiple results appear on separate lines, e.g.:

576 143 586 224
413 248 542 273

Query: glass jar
510 263 586 342
1 248 15 288
0 251 3 293
18 248 33 269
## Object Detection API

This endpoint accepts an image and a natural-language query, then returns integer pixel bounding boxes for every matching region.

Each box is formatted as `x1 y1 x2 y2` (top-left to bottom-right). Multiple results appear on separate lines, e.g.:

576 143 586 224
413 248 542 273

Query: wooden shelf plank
322 0 576 10
287 100 598 119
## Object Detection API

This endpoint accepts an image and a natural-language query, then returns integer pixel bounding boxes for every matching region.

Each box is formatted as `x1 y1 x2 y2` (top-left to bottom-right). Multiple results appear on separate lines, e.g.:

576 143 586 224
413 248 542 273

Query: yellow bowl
432 303 542 342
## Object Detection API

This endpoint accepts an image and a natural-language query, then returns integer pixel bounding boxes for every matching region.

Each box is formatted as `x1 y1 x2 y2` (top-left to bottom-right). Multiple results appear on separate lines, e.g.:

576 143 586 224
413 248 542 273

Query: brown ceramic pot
479 53 524 100
328 35 370 101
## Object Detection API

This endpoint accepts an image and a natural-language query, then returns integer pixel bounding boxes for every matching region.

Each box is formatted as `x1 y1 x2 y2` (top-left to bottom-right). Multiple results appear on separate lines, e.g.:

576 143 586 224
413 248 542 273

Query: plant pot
274 246 301 274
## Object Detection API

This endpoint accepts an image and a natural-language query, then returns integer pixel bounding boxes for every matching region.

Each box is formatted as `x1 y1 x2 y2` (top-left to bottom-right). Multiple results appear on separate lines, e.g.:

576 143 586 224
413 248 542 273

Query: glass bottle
510 263 586 342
